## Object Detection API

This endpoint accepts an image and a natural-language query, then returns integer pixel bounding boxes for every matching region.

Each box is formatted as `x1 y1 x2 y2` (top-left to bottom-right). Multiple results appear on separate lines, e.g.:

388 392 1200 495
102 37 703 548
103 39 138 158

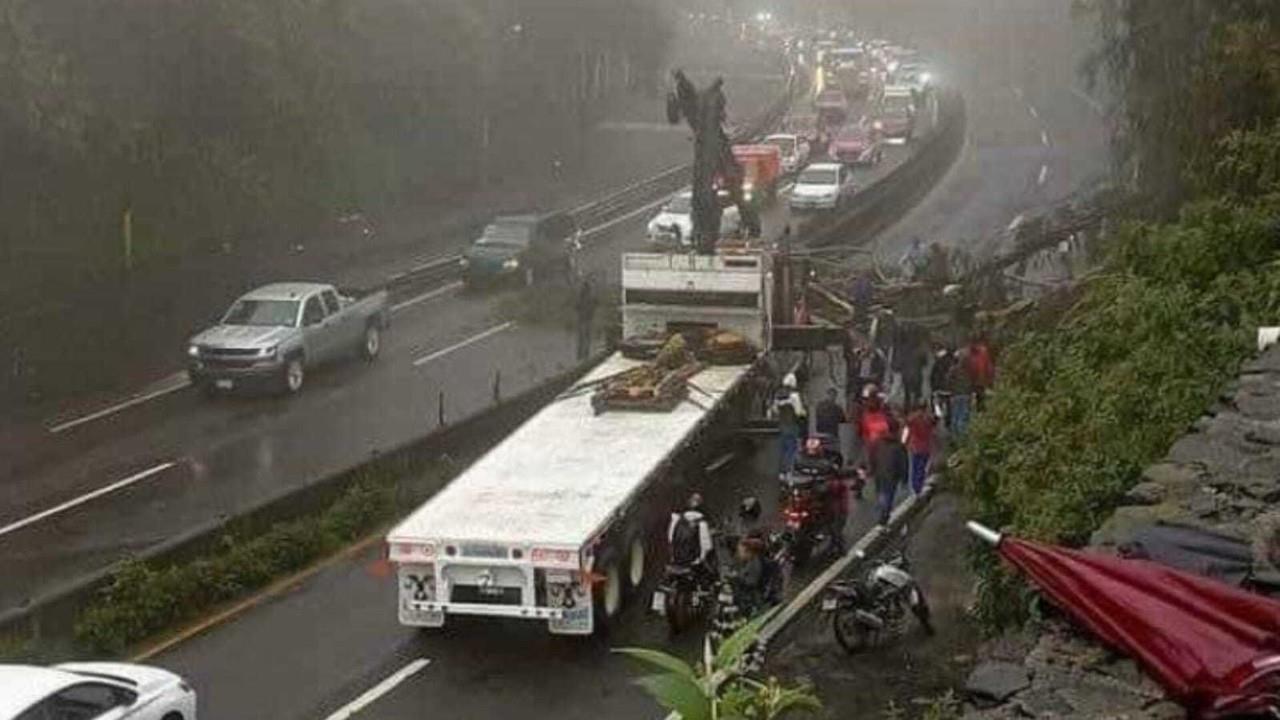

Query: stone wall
959 344 1280 718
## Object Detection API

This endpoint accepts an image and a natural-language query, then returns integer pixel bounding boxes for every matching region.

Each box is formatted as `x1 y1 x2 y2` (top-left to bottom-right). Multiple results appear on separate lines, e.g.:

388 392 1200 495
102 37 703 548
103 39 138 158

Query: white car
1 663 197 720
645 190 741 250
788 162 856 211
762 133 811 174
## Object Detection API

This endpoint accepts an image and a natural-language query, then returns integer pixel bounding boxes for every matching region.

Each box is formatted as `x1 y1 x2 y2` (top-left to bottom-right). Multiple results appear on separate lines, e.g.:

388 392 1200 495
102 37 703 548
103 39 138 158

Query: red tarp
996 534 1280 717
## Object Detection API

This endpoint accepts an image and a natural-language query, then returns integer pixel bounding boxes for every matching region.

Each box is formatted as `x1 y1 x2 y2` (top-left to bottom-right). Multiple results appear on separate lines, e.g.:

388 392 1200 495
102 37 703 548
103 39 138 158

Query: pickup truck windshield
798 168 838 185
884 95 912 115
223 299 301 327
479 223 531 247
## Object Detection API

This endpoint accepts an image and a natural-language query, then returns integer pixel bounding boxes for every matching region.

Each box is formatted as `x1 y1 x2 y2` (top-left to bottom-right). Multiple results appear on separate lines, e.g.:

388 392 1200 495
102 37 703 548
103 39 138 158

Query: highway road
0 20 1108 720
0 42 786 616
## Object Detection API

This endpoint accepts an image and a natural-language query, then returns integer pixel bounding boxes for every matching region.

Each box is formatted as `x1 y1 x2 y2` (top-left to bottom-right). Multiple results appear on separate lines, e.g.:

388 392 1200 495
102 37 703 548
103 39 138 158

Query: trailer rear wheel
593 556 623 632
627 536 646 589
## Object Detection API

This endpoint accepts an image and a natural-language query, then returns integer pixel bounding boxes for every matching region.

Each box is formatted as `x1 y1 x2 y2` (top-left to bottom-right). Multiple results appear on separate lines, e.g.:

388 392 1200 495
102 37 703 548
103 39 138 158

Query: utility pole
666 70 760 254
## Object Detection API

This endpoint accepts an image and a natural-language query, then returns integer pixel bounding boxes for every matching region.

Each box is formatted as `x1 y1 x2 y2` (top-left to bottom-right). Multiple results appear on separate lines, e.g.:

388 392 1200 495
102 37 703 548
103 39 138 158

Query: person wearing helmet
770 372 808 478
668 493 717 585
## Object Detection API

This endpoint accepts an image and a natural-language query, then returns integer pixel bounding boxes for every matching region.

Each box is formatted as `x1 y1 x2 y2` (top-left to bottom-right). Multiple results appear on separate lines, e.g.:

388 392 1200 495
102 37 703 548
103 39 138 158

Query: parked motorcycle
653 562 717 635
821 550 934 654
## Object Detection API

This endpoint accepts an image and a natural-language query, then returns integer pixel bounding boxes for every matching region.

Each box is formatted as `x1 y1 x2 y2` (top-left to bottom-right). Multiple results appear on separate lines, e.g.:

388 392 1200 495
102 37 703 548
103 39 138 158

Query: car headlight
873 120 884 130
502 258 519 270
459 256 470 268
257 346 278 358
920 73 932 84
187 345 201 358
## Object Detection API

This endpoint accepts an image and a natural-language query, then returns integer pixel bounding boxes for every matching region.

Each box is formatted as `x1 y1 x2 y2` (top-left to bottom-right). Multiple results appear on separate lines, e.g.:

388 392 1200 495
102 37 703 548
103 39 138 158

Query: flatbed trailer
387 251 774 634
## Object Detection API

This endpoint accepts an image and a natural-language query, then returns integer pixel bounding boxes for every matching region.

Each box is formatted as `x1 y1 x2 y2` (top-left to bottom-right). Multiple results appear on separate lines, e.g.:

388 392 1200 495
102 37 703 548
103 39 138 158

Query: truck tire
361 323 381 361
282 356 306 394
626 535 647 591
593 555 624 633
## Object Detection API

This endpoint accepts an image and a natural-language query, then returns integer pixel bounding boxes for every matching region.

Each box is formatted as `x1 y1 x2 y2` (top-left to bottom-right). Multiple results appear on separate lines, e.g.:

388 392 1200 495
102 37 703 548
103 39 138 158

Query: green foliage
1079 1 1280 212
615 610 822 720
75 476 396 654
955 190 1280 629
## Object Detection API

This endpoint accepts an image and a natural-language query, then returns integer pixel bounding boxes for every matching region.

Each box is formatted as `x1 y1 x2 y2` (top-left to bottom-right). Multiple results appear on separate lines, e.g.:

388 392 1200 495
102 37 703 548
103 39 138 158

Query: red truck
716 144 783 205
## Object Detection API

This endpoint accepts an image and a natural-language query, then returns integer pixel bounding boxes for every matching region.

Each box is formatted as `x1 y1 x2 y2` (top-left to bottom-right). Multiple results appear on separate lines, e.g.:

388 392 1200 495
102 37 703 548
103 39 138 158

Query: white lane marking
1038 164 1050 187
1028 105 1039 120
1040 130 1051 147
0 461 177 539
391 281 463 314
48 373 191 434
412 322 515 367
1007 213 1026 232
324 658 432 720
582 197 669 239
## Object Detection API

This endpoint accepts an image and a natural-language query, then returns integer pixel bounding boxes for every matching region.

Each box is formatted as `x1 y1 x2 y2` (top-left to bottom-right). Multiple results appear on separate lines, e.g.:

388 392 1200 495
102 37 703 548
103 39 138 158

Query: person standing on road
575 278 596 362
929 343 956 428
965 332 996 411
770 373 807 478
870 418 908 526
814 387 846 440
903 403 935 496
948 348 973 437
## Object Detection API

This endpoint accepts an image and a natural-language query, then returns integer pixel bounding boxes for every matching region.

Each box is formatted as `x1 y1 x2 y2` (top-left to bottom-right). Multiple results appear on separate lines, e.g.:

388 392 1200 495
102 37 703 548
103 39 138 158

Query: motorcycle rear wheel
832 607 878 655
666 589 693 636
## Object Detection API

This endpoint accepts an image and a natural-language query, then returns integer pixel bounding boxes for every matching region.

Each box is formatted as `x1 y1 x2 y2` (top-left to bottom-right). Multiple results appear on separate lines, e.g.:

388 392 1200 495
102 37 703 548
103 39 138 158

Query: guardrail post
438 390 446 427
493 370 502 405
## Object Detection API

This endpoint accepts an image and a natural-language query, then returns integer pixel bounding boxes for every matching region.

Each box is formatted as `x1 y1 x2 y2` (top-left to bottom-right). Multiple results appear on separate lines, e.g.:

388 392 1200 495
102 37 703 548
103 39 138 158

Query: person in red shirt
965 333 996 411
855 384 892 454
903 404 936 496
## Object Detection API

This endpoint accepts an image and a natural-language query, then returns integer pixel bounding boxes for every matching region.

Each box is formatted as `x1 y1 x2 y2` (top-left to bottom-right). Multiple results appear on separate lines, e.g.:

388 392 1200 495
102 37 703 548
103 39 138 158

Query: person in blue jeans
770 373 807 477
870 419 908 525
947 348 973 437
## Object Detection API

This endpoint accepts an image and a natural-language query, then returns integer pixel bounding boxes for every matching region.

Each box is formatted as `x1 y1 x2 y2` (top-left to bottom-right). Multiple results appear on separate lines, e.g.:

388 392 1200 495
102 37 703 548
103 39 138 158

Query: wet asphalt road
0 56 784 615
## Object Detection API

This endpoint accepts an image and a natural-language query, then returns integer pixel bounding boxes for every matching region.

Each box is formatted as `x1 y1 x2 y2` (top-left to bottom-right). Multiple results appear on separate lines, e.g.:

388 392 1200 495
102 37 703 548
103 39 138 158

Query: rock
1139 463 1204 499
1091 505 1199 548
1187 492 1220 518
1142 700 1186 719
1123 482 1166 506
1241 346 1280 375
1015 688 1074 717
1055 680 1149 717
1242 477 1280 502
1235 387 1280 421
965 662 1032 703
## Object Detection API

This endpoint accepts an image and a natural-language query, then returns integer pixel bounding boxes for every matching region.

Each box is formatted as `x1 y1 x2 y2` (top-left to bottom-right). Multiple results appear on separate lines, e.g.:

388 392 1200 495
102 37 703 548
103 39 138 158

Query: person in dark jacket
869 418 908 526
929 343 956 427
814 387 846 439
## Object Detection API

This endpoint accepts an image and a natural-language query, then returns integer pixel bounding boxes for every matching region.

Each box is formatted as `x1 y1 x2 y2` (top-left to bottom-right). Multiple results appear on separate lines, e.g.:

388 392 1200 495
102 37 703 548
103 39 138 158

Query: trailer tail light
388 542 437 563
531 547 577 567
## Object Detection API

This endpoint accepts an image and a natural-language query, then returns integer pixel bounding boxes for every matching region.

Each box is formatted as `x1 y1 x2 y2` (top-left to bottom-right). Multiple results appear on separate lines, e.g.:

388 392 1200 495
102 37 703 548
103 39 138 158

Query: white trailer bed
389 353 752 549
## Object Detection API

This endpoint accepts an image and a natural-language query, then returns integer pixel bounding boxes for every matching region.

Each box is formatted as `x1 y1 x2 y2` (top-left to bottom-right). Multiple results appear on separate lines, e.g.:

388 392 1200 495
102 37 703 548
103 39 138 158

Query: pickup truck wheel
361 324 381 361
282 357 305 394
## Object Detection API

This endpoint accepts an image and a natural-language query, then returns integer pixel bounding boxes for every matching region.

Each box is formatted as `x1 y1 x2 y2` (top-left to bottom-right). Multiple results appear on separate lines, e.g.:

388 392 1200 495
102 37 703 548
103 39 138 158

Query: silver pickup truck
187 282 389 395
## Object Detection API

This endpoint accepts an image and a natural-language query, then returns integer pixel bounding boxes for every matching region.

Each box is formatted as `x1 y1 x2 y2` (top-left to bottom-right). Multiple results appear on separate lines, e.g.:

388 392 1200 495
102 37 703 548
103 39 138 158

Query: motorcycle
653 562 717 635
778 470 836 567
821 550 934 654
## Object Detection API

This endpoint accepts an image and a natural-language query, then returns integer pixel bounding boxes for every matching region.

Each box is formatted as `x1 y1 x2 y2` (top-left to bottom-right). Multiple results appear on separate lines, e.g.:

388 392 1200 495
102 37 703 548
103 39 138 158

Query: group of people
666 492 782 617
